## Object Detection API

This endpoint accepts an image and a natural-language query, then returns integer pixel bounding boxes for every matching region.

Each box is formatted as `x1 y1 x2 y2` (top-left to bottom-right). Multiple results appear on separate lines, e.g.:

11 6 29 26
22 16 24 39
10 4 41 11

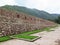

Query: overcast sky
0 0 60 14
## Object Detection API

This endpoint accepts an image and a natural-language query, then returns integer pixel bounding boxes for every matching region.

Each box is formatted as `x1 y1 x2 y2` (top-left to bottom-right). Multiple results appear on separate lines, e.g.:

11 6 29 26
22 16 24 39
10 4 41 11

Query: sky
0 0 60 14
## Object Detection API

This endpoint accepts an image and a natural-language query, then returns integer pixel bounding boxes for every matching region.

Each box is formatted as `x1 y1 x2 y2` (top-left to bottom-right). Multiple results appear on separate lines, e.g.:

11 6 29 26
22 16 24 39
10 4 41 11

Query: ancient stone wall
0 8 56 37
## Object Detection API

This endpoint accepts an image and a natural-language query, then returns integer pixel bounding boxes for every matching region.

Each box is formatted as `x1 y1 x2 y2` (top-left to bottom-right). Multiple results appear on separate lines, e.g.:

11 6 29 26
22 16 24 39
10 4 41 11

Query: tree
55 16 60 24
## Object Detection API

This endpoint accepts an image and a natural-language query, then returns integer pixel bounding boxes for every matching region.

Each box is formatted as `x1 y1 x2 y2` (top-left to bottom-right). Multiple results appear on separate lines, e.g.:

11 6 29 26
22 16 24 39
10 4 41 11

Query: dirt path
0 26 60 45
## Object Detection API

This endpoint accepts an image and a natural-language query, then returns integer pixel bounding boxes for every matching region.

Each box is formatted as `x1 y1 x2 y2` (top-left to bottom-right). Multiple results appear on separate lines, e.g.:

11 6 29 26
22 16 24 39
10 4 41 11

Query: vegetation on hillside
0 5 60 21
55 16 60 24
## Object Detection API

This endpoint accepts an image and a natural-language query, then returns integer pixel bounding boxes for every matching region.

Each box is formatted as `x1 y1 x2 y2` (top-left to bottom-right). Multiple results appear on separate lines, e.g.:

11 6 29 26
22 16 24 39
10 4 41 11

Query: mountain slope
0 5 60 21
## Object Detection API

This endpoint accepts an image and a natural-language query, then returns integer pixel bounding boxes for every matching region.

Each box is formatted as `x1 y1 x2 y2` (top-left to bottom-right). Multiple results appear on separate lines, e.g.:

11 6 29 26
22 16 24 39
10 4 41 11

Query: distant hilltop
0 5 60 21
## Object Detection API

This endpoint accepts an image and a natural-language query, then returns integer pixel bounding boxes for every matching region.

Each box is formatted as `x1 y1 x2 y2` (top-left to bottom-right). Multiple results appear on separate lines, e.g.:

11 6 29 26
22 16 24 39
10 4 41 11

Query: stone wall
0 22 42 36
0 8 56 37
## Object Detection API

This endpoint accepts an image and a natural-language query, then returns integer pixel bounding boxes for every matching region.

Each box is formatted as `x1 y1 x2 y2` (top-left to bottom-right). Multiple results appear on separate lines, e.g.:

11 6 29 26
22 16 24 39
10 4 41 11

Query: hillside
0 5 56 37
0 5 60 21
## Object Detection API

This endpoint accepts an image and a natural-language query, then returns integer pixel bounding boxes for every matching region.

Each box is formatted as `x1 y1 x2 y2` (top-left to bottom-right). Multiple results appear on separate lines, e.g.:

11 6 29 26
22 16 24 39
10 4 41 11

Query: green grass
20 30 43 35
44 27 51 31
0 36 11 42
13 35 37 40
44 27 54 32
11 30 41 41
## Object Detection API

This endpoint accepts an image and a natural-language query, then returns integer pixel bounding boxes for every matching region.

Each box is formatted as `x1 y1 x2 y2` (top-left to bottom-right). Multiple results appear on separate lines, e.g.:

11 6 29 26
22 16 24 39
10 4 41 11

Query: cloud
24 0 48 10
0 0 60 13
15 0 27 6
23 0 60 14
0 0 18 6
45 0 60 14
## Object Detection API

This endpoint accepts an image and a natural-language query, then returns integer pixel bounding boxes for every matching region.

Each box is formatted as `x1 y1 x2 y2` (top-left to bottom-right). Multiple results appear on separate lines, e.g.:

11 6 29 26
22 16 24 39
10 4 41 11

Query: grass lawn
11 30 41 41
0 36 11 42
12 35 38 40
20 30 43 35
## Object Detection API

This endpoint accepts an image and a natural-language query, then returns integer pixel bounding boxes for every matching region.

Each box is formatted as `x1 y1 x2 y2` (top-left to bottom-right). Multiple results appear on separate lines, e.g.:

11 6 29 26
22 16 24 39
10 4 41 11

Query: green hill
0 5 60 21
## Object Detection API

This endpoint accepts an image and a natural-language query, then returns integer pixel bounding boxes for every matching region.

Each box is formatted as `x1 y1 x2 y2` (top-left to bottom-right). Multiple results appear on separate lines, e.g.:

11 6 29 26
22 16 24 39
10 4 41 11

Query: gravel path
0 26 60 45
